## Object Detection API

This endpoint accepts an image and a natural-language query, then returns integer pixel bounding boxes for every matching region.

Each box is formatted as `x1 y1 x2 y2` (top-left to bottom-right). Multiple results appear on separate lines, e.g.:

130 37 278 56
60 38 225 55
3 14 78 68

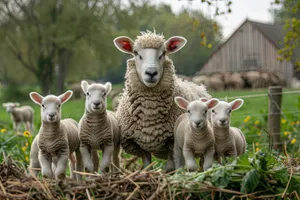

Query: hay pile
0 154 299 200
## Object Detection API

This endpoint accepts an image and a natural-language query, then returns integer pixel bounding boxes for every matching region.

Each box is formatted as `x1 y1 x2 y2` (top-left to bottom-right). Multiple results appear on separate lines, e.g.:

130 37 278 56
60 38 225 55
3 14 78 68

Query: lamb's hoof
56 173 66 180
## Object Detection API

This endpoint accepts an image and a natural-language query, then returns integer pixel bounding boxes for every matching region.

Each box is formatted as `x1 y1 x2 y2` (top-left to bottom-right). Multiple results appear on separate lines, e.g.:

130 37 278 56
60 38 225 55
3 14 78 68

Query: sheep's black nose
195 121 202 126
220 119 226 124
145 68 158 79
49 113 55 118
93 102 100 106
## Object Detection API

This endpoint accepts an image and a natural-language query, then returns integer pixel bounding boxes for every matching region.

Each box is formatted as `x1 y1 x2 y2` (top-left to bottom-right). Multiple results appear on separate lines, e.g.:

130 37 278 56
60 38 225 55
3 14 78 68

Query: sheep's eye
103 92 106 96
139 55 142 60
159 51 166 60
86 92 90 96
58 104 61 108
133 50 138 55
204 110 207 114
187 110 190 113
212 110 215 113
42 104 45 108
228 109 232 113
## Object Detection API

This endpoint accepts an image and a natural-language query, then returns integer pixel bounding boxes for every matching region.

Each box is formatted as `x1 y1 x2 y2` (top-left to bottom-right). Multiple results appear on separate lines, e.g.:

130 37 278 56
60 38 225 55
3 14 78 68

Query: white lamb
201 98 246 160
2 102 34 132
174 97 219 172
29 91 82 180
79 81 120 173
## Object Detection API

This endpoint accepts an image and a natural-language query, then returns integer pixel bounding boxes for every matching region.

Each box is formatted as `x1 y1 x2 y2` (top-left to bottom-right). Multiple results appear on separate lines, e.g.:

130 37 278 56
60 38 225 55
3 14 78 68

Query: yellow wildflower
1 128 7 133
281 119 287 124
244 116 251 123
22 146 27 152
255 142 260 146
207 43 212 48
284 131 290 136
25 156 29 162
291 138 297 144
23 131 31 137
255 120 260 125
297 121 300 125
255 147 260 152
257 132 262 136
291 121 296 126
25 142 29 147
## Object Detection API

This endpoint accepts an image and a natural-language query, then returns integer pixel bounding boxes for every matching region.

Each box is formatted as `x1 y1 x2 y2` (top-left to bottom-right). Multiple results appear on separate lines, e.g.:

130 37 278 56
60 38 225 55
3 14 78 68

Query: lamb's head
81 81 111 114
175 96 219 129
29 91 73 123
2 102 20 113
204 98 244 128
113 30 186 87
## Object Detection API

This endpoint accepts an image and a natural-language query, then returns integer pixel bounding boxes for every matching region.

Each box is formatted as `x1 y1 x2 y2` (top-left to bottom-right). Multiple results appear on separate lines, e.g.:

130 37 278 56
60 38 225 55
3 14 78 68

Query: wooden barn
200 19 297 85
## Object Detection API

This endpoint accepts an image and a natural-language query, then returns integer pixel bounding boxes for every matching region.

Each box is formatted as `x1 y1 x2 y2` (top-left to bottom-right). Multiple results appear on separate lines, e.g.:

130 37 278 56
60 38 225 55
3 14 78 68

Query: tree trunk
57 48 73 94
37 55 54 95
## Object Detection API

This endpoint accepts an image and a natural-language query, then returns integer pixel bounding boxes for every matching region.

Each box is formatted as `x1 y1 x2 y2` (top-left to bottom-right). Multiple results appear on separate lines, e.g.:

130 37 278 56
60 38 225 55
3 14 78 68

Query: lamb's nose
93 102 100 106
145 68 158 79
195 121 202 126
219 119 226 124
48 113 55 118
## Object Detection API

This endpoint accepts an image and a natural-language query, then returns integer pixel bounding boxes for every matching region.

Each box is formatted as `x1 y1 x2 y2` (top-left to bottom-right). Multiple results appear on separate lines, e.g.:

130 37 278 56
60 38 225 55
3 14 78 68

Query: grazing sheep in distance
79 81 120 173
202 98 246 160
29 91 82 180
174 97 219 171
2 102 34 132
113 30 211 172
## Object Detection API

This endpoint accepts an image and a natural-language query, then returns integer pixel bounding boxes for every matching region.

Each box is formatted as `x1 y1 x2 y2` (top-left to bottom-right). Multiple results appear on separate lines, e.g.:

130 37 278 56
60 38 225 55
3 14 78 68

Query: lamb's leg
29 138 40 176
25 121 30 132
54 149 69 180
75 149 83 180
174 143 184 169
183 149 198 172
91 150 99 172
15 122 21 133
142 151 152 169
13 121 17 132
39 150 53 178
69 153 76 180
101 145 114 173
203 148 215 171
112 146 121 172
165 150 175 173
80 144 94 173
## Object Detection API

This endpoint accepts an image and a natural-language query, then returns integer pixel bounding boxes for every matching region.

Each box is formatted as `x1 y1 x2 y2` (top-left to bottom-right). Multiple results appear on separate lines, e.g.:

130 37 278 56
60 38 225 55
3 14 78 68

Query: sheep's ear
2 103 7 108
200 97 209 102
165 36 187 55
113 36 134 55
230 98 244 111
206 98 219 109
14 102 20 107
174 96 189 110
30 92 44 105
81 80 89 94
59 90 73 104
104 82 112 96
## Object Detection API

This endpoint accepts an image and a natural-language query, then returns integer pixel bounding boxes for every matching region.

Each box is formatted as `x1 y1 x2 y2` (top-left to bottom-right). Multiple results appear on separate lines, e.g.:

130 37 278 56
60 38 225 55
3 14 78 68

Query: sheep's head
175 96 219 129
81 81 111 114
202 98 244 128
2 102 20 113
114 30 186 88
29 91 73 123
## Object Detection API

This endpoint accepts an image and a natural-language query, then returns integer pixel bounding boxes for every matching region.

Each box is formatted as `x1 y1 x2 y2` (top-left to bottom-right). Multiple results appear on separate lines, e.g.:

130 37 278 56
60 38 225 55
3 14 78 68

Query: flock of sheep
2 31 247 180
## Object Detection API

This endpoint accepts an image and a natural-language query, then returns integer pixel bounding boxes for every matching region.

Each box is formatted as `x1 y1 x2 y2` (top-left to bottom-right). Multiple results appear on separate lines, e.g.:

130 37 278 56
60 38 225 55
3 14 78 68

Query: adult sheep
113 30 211 172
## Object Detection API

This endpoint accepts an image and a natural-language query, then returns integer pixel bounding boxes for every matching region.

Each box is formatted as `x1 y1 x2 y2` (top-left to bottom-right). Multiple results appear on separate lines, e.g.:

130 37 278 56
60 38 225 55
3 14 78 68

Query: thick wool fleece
117 58 210 158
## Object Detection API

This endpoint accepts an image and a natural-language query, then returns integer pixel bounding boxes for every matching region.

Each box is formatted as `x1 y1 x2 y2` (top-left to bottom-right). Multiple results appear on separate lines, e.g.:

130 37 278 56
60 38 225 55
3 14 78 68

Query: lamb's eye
42 104 45 108
139 55 142 60
204 110 207 114
159 51 166 60
212 110 215 113
86 92 90 96
228 109 232 113
103 92 106 96
133 50 138 55
187 110 191 113
58 104 61 108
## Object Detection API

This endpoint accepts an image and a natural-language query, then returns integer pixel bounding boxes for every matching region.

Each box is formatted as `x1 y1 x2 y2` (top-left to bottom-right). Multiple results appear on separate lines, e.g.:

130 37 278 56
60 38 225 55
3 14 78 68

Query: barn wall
201 21 294 83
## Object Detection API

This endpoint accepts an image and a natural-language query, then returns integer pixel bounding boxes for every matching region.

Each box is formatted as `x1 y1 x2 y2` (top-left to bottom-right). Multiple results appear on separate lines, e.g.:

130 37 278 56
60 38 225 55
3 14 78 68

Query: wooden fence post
268 86 282 151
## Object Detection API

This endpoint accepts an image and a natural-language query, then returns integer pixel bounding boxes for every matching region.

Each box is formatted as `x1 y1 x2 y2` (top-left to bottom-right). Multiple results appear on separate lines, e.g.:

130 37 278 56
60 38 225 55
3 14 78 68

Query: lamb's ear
81 80 89 94
29 92 44 105
200 97 209 102
59 90 73 104
165 36 187 54
230 98 244 111
104 82 112 96
206 98 219 109
14 102 20 107
174 96 189 110
113 36 134 55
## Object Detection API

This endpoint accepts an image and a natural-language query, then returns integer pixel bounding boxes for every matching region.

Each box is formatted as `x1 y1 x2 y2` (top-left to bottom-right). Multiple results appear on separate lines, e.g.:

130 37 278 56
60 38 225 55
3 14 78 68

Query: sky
154 0 280 39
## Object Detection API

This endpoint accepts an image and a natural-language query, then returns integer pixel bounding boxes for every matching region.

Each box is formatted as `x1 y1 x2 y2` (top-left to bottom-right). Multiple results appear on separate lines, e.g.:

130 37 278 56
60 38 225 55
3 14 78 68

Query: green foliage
240 169 261 193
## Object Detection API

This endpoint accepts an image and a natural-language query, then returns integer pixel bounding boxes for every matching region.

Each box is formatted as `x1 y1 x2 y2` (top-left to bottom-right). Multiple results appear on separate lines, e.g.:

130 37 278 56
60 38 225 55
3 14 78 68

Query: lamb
2 102 34 132
29 91 82 180
173 97 219 172
201 98 246 159
113 30 211 171
79 81 120 173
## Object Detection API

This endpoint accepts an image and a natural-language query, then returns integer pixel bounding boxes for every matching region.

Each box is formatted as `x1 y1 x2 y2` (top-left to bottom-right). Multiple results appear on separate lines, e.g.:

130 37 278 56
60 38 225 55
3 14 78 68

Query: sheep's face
81 81 112 114
2 102 20 113
113 33 186 88
29 91 73 123
175 97 219 130
210 99 244 128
